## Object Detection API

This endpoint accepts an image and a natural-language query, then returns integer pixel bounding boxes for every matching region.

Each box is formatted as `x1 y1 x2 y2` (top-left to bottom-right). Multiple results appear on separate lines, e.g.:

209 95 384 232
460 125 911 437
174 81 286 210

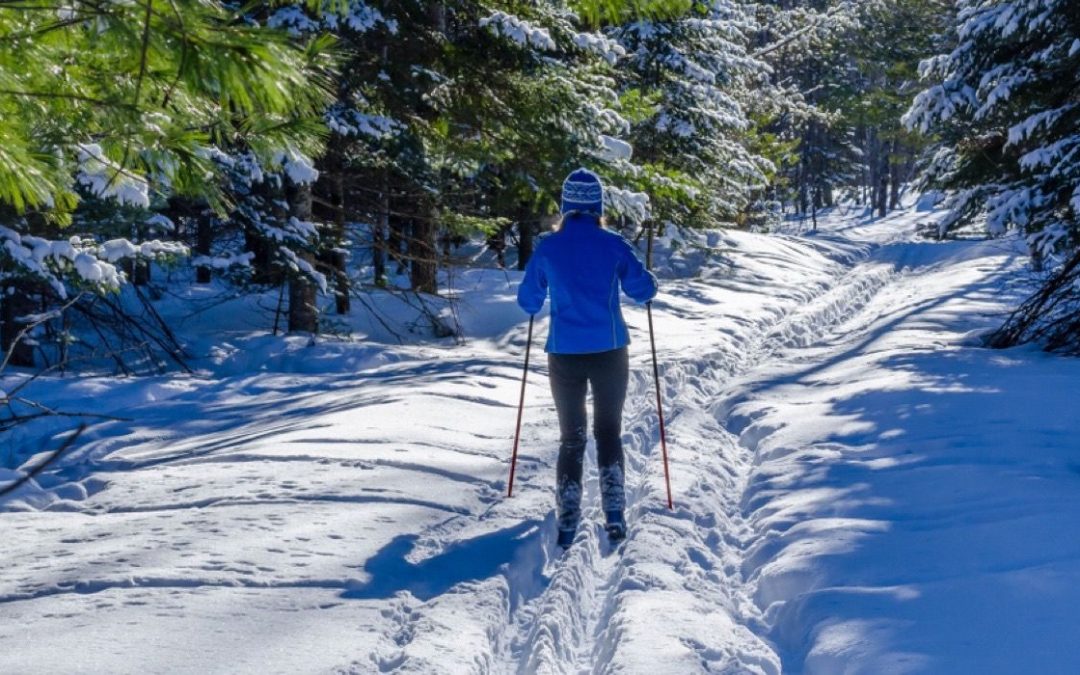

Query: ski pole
507 315 534 497
645 222 673 510
646 303 673 510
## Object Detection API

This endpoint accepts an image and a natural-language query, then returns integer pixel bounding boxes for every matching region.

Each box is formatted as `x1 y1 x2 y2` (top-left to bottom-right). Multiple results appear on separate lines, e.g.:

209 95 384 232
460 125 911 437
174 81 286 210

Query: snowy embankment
3 202 1080 674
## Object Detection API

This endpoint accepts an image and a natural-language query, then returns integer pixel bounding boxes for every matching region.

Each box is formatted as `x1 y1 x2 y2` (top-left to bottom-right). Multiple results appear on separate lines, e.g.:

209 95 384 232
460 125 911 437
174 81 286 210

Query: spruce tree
904 0 1080 351
608 0 772 228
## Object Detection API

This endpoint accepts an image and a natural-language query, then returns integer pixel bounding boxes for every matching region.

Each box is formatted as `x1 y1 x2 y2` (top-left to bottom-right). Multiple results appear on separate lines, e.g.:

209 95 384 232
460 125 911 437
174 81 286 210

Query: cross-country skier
517 168 658 549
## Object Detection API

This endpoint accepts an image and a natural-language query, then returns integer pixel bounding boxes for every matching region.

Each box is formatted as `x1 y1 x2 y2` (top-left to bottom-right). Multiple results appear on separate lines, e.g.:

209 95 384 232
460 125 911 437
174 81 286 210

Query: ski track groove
473 234 907 674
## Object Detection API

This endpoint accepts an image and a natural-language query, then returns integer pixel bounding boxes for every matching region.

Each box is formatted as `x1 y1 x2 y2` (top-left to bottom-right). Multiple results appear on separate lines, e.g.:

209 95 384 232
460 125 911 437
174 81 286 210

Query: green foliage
744 116 800 186
572 0 699 28
440 211 511 238
610 2 772 227
618 88 662 126
0 0 336 218
748 0 949 212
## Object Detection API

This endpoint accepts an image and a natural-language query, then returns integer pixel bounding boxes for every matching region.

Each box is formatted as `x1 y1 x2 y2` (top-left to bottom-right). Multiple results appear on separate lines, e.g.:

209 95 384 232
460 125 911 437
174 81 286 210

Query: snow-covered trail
4 203 1080 674
727 237 1080 673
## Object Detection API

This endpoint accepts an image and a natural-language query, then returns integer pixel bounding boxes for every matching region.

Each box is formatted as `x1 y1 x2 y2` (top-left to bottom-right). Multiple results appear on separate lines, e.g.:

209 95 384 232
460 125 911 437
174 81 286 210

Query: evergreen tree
0 0 335 361
743 0 859 223
745 1 946 223
607 0 773 228
904 0 1080 351
0 0 333 214
293 1 640 291
846 0 949 215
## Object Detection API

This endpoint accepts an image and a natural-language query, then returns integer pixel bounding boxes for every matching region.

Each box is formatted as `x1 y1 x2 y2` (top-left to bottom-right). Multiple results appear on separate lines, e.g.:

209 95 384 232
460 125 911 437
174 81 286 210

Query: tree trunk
867 127 880 213
0 280 36 367
410 214 438 294
331 173 350 314
876 149 889 218
246 181 283 286
196 210 213 284
857 125 869 206
798 122 813 218
166 196 212 283
487 221 509 268
517 206 535 271
797 160 808 216
388 215 406 275
373 175 388 286
888 139 902 210
430 3 446 33
127 222 150 285
868 127 888 217
821 184 835 208
372 219 386 286
126 258 150 286
287 183 319 334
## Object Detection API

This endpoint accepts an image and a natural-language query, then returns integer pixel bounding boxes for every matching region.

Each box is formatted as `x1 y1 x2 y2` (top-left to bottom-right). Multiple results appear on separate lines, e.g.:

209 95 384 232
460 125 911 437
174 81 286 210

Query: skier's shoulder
596 226 641 255
532 230 557 256
595 226 625 240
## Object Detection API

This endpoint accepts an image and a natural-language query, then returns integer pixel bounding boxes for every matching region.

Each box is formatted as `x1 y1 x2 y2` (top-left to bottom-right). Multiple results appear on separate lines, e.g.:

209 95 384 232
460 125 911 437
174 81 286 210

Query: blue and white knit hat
561 168 604 216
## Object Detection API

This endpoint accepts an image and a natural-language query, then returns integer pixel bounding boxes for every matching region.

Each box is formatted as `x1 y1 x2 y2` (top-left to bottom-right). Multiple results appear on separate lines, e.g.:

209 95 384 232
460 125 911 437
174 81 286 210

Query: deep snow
2 201 1079 674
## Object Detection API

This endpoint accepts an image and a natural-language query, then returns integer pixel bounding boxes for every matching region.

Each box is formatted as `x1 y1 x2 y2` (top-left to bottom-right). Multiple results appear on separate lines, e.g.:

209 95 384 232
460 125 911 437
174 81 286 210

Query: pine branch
0 89 137 111
752 5 847 59
160 0 189 108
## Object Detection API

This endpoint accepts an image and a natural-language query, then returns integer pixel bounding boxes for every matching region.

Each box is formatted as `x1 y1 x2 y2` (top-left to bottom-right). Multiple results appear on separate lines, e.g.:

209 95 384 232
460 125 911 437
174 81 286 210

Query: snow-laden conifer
904 0 1079 252
904 0 1080 351
609 0 772 228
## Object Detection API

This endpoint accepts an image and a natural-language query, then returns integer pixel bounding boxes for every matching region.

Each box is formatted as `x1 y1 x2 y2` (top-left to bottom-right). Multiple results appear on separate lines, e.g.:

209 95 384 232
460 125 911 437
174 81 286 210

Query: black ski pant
547 347 628 533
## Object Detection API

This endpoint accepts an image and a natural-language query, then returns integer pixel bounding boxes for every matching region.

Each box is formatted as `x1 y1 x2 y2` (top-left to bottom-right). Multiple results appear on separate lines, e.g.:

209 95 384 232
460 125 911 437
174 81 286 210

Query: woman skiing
517 168 658 549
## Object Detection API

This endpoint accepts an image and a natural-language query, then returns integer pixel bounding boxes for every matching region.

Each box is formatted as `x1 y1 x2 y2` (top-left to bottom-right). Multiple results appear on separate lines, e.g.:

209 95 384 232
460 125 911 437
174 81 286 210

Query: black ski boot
604 511 626 543
557 527 576 549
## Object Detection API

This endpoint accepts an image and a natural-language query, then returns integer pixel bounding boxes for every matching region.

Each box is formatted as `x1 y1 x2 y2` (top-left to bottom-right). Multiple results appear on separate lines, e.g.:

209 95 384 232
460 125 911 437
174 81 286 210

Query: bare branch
0 293 84 374
0 424 85 500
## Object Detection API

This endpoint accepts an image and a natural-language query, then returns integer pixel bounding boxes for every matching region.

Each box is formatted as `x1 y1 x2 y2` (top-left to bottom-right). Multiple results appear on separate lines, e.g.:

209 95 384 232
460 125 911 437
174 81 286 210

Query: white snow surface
3 202 1080 673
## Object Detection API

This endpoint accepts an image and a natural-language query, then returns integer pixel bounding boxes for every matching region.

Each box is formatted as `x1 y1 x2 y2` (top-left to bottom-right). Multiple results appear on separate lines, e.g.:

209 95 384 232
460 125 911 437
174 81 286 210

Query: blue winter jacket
517 214 658 354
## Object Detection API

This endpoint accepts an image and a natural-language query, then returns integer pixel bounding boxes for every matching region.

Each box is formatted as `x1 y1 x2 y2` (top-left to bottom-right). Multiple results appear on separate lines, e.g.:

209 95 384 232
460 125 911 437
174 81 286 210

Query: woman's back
518 213 656 354
513 167 658 549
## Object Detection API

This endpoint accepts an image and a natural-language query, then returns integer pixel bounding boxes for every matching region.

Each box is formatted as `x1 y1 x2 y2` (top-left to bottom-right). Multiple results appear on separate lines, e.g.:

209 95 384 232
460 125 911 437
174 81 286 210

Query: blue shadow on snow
342 521 540 601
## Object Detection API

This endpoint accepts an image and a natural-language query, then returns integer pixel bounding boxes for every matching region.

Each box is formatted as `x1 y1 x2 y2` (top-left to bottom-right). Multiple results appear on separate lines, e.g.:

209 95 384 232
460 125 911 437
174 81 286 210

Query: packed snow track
4 204 1080 674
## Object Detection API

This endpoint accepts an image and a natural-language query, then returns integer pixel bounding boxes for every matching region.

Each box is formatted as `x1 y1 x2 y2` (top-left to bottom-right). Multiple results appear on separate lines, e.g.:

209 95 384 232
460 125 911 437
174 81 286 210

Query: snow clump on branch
573 32 626 64
480 12 557 52
1 226 187 297
326 105 401 140
75 144 150 209
272 150 319 185
605 186 651 224
269 2 396 36
596 135 633 163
